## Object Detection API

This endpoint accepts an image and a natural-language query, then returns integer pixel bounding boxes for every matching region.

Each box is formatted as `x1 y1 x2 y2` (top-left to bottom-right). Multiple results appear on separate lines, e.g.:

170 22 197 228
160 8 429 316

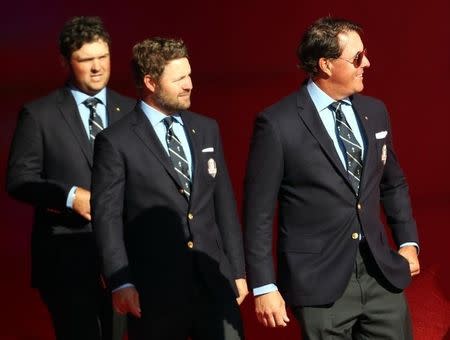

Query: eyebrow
174 73 191 81
75 53 110 61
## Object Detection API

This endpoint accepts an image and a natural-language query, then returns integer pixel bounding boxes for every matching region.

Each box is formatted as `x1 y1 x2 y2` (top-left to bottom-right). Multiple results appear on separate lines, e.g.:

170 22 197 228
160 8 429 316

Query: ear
318 57 333 77
143 75 157 93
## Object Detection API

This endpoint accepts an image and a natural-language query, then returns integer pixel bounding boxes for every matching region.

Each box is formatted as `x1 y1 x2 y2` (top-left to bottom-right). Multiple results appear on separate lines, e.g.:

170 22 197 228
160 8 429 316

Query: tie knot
84 97 101 110
163 116 175 129
330 101 346 120
329 101 343 112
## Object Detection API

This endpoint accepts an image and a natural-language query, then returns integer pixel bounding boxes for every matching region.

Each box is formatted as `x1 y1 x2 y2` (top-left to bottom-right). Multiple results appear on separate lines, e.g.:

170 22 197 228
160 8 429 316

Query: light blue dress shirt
66 87 108 208
70 87 108 137
307 79 365 167
140 101 193 178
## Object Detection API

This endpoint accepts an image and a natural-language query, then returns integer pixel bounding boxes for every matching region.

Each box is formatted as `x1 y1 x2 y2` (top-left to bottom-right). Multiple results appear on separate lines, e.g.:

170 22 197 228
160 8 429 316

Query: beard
153 87 191 114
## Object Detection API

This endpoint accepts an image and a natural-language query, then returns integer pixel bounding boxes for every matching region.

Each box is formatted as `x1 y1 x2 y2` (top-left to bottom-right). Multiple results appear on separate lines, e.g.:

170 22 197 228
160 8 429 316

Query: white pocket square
202 147 214 153
375 131 388 139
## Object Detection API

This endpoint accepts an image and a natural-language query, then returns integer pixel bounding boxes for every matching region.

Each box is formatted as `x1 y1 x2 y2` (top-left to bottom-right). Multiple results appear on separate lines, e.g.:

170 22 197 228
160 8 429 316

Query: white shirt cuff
399 242 419 254
112 283 135 293
253 283 278 296
66 186 77 208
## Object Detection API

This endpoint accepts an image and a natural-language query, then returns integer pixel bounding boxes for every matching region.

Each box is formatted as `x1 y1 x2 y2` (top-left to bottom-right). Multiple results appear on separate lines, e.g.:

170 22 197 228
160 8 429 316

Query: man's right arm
7 108 72 209
91 132 133 284
91 132 141 317
244 113 289 327
7 107 93 220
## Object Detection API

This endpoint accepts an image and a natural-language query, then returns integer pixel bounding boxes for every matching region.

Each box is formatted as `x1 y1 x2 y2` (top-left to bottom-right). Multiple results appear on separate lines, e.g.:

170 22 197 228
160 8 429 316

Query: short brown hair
297 17 362 76
59 16 111 60
131 37 188 88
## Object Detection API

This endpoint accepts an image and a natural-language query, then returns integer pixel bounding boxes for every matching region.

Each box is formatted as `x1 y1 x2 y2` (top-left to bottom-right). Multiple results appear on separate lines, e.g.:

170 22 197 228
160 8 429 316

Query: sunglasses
337 48 367 67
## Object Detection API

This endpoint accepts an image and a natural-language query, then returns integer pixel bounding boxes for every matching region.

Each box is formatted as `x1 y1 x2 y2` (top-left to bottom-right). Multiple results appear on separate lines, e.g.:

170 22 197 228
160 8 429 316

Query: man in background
244 17 419 339
7 16 135 340
91 37 248 339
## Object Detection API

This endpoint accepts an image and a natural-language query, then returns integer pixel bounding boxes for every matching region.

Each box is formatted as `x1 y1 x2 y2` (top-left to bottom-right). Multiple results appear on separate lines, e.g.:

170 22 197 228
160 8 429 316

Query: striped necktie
330 101 363 195
84 97 104 145
163 116 191 199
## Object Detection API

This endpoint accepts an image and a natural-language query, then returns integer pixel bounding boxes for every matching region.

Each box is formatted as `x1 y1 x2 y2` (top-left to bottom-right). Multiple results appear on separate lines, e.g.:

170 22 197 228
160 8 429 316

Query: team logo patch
207 158 217 178
381 144 387 165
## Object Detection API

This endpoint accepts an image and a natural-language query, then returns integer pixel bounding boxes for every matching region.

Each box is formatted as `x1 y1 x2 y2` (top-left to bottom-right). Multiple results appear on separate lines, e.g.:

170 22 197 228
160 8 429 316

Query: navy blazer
7 86 135 288
91 107 245 306
244 84 418 307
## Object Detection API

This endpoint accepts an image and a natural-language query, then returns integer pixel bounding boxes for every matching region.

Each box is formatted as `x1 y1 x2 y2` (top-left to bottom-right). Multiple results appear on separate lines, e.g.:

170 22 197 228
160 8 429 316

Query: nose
362 55 370 68
91 59 101 72
183 76 193 90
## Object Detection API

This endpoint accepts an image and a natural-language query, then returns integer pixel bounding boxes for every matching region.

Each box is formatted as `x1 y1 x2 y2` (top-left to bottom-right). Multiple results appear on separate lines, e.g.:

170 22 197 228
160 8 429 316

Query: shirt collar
139 100 183 128
69 86 107 106
306 79 351 112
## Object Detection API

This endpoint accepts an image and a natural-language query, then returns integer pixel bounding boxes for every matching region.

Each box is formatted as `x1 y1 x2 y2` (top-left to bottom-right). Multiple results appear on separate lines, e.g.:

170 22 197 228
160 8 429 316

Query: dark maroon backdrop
1 1 449 339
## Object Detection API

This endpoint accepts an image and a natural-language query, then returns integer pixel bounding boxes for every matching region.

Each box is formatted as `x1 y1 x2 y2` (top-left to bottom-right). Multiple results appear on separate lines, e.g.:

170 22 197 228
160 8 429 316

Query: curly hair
131 37 188 88
59 16 111 60
297 17 362 76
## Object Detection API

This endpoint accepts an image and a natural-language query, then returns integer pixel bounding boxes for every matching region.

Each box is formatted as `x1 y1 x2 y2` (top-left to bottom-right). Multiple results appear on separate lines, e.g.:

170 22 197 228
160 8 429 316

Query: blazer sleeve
6 107 72 209
91 132 131 290
244 113 284 288
379 106 419 246
212 121 246 279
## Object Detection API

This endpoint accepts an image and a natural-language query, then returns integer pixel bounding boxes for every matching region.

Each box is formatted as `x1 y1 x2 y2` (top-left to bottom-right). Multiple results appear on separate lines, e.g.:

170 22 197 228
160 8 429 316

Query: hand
235 278 249 305
72 187 91 221
255 290 290 327
399 245 420 276
112 287 141 318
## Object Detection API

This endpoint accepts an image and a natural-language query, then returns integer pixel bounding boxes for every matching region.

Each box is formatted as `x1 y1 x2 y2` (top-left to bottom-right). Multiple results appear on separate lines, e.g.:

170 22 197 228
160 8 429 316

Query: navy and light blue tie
163 116 191 199
83 97 104 145
330 101 363 195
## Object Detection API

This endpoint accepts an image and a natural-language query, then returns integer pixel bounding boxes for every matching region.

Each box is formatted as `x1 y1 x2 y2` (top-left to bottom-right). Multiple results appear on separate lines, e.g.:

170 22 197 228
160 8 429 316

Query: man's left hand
399 245 420 276
235 278 249 305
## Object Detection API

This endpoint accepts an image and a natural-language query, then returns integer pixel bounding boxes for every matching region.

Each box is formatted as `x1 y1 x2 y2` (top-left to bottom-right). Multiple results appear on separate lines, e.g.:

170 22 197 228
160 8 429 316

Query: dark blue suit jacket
244 84 418 306
91 107 245 309
7 86 135 289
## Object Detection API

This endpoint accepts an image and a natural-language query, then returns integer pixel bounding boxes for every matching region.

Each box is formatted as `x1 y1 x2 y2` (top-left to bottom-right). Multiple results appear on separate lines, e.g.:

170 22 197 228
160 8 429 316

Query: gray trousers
112 311 127 340
292 242 413 340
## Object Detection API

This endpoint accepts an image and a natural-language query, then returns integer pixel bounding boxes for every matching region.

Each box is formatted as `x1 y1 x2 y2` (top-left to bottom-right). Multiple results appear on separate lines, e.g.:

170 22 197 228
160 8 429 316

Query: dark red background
1 1 449 339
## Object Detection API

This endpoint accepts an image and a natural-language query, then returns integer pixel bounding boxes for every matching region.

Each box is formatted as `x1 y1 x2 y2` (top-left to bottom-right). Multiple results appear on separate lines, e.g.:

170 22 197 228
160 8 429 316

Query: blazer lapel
57 88 93 167
131 108 185 191
106 89 129 125
296 87 351 187
351 95 375 196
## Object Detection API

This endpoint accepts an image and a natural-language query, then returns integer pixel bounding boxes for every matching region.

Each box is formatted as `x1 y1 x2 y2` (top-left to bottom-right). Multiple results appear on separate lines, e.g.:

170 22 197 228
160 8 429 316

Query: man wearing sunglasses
244 17 419 339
